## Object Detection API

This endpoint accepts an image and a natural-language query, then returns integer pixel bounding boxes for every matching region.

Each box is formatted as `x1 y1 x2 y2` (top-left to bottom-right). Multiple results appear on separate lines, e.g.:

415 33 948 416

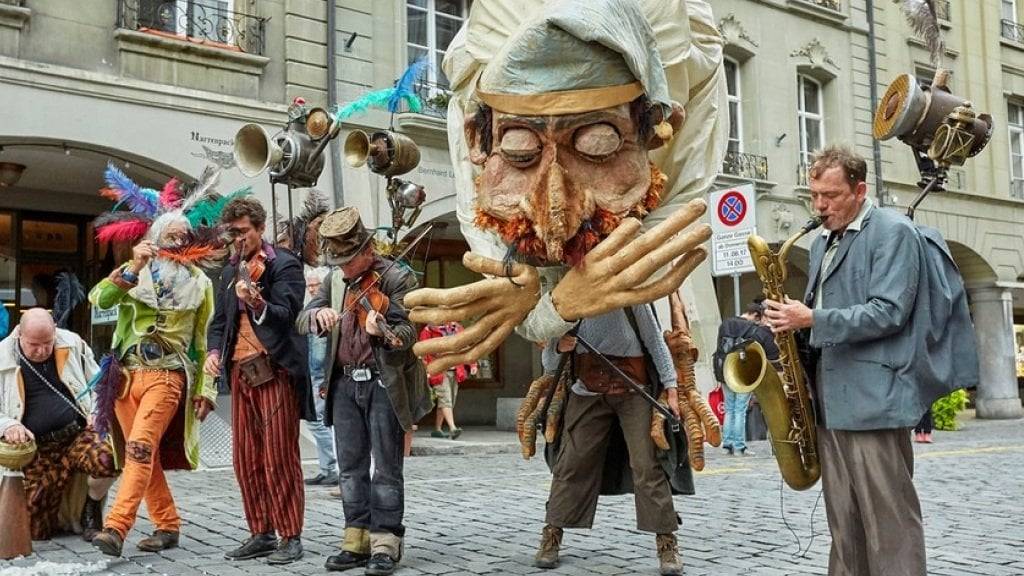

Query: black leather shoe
305 472 340 486
92 528 123 557
137 529 180 552
365 552 398 576
325 550 370 571
80 496 104 542
267 537 304 565
224 533 277 560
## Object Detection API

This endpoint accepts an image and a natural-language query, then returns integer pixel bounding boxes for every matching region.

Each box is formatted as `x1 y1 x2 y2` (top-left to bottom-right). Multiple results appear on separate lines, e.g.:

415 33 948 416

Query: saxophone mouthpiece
803 217 824 233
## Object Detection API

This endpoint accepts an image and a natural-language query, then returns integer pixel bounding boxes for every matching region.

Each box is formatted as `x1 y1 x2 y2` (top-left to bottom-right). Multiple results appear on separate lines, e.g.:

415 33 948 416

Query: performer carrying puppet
406 0 728 573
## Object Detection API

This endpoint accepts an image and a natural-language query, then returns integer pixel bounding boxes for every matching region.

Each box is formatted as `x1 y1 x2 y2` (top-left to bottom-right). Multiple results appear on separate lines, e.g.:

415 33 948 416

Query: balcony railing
722 151 769 181
411 80 451 119
797 162 810 186
934 0 950 21
1002 19 1024 44
1012 179 1024 200
116 0 267 55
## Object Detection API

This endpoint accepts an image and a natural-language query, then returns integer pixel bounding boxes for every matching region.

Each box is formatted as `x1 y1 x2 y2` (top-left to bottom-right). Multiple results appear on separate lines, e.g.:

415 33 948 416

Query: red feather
158 244 220 265
99 187 121 201
97 220 150 244
160 178 182 210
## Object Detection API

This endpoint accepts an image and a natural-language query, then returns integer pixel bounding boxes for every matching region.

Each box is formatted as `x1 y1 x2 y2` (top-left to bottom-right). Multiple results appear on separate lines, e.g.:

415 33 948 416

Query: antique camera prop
344 130 427 237
873 69 993 218
234 105 338 188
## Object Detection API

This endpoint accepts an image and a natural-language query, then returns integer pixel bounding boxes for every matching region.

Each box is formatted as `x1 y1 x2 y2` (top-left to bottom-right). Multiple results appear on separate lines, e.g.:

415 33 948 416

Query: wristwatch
121 268 139 284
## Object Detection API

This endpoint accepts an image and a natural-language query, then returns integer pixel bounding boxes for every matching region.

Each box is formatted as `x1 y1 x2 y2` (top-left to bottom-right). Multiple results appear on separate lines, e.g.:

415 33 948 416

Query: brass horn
234 124 286 178
874 70 992 167
344 130 420 176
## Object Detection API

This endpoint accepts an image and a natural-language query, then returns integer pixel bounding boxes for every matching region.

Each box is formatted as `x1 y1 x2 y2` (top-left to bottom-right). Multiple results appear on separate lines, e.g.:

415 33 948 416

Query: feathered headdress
334 59 429 122
277 189 330 265
93 163 250 268
894 0 944 65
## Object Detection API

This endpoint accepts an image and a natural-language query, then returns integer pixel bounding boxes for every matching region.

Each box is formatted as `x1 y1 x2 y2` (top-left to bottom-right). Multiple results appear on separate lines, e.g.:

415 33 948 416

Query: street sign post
708 184 757 316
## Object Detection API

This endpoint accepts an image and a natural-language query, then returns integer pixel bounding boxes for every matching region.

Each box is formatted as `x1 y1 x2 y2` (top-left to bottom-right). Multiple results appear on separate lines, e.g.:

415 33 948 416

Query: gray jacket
805 205 929 430
296 258 432 431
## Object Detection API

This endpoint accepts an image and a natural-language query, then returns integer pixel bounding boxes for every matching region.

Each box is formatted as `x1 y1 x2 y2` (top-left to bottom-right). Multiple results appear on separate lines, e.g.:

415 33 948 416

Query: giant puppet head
461 0 684 266
407 0 727 375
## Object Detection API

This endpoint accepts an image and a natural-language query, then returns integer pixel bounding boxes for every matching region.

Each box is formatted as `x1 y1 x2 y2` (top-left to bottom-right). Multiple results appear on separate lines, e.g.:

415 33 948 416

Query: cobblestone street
3 411 1022 576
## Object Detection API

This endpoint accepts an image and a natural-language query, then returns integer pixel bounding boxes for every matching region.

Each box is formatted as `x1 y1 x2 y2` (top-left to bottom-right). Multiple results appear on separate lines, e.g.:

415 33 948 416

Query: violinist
297 206 432 576
205 196 315 566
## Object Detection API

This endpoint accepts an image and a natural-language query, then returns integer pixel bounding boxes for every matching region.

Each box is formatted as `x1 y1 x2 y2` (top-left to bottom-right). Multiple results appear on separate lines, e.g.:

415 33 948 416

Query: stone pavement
3 410 1023 576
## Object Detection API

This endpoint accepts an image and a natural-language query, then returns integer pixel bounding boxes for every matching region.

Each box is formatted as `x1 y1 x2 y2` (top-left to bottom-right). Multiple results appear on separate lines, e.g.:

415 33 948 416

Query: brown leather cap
319 206 371 264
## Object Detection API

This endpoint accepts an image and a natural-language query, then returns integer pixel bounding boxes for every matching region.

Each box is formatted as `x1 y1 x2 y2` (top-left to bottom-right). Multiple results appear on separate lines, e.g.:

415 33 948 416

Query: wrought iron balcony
934 0 950 21
1002 19 1024 44
410 80 451 119
721 151 769 181
116 0 267 55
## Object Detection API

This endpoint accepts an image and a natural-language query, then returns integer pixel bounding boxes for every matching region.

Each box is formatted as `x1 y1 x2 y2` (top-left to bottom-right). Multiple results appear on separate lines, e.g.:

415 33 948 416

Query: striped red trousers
231 366 304 538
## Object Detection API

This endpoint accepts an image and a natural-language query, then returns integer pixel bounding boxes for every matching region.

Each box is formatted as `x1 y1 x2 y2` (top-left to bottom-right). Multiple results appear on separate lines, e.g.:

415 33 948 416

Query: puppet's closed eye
574 123 621 162
499 128 542 167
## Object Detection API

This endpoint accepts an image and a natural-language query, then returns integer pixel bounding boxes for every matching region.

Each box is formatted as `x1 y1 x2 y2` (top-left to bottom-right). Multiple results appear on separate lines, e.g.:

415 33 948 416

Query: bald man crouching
0 308 118 541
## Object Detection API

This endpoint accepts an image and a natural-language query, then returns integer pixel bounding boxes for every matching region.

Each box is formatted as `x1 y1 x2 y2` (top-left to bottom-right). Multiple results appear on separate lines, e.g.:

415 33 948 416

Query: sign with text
708 184 756 276
91 305 118 325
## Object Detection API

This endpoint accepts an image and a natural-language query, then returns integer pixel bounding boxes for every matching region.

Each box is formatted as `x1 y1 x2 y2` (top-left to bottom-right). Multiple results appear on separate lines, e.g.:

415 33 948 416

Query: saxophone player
763 145 928 576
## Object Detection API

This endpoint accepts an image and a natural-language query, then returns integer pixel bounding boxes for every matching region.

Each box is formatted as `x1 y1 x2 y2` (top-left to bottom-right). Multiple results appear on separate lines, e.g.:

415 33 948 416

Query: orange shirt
232 312 267 361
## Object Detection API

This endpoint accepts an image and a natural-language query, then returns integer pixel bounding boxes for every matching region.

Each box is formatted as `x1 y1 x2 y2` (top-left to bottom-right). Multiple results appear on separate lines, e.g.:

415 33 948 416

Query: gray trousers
818 427 926 576
545 392 677 534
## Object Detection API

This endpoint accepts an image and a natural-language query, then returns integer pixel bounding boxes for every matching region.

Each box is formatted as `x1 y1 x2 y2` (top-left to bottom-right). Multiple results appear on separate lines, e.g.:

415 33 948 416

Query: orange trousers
104 370 184 538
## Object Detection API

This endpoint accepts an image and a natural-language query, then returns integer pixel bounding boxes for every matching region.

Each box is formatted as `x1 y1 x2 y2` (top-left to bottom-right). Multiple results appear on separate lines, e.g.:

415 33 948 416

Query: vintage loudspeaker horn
234 124 285 178
344 130 420 177
873 70 992 167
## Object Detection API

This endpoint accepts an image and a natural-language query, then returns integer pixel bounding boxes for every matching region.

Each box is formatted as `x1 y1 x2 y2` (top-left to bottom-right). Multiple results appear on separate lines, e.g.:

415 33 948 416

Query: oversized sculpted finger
408 252 540 375
552 199 710 321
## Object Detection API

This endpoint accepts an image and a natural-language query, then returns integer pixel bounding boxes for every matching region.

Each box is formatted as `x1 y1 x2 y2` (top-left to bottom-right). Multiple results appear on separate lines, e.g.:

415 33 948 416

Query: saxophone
723 218 822 491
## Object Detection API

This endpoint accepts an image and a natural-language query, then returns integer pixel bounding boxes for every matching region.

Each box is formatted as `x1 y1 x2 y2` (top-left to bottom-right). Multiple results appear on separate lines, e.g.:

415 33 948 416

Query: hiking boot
92 528 123 557
137 529 180 552
534 525 562 569
267 537 304 565
80 496 104 542
325 550 370 571
224 533 277 560
656 533 683 576
365 552 398 575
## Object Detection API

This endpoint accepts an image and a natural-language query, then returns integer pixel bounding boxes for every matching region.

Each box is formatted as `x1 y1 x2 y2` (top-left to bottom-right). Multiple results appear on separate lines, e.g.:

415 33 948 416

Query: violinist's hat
319 206 372 264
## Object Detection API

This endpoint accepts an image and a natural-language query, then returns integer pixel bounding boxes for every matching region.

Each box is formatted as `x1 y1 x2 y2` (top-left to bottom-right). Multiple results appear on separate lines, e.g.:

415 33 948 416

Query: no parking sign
708 184 756 276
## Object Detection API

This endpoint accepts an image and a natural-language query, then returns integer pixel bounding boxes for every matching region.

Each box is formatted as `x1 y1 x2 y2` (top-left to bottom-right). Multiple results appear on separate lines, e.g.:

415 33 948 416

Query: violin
344 272 404 348
238 252 266 293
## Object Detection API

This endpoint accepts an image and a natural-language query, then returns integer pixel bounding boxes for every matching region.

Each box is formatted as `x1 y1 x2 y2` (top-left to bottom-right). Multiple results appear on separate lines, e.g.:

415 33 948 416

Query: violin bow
338 223 436 318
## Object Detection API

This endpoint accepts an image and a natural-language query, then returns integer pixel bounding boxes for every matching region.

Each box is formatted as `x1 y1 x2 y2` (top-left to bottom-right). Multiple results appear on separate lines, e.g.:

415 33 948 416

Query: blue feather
388 59 429 113
104 162 159 216
334 89 397 122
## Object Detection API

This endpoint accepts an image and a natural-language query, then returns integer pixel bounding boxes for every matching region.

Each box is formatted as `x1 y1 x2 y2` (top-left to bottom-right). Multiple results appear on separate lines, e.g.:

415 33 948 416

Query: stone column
969 286 1023 419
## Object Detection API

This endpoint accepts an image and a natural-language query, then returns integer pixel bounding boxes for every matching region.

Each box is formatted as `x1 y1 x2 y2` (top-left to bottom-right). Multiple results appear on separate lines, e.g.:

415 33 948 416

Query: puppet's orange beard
474 163 665 267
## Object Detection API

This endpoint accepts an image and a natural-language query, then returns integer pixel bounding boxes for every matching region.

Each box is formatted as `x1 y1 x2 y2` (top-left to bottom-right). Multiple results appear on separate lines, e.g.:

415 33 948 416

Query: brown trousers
819 427 926 576
545 391 676 534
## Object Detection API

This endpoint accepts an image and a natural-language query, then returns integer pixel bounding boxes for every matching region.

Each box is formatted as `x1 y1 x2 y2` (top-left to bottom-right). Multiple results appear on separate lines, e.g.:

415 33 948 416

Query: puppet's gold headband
476 81 643 116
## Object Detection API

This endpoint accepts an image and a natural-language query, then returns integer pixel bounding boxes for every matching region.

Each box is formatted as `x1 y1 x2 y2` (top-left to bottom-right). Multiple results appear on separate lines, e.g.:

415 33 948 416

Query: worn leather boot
80 496 104 542
267 537 304 565
534 525 562 569
656 533 683 576
224 533 277 560
137 529 180 552
92 528 124 557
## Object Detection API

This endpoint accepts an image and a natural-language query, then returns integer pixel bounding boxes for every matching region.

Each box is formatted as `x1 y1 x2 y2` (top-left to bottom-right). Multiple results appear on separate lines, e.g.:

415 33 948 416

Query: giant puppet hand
652 292 722 471
550 198 711 321
407 254 541 375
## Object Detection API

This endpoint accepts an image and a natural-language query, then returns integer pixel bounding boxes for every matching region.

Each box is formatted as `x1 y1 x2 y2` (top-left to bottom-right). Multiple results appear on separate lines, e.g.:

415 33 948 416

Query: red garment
230 366 304 538
418 323 477 386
